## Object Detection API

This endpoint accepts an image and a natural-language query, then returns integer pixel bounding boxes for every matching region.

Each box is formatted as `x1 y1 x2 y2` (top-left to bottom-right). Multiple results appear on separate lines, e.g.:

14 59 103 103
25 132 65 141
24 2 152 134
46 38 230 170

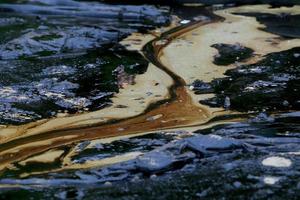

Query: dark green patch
32 33 62 41
35 50 56 57
0 16 38 44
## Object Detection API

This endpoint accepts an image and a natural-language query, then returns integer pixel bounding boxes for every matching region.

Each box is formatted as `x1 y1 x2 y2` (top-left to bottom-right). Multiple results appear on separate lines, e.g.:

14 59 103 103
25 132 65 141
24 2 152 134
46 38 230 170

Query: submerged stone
190 79 212 94
0 17 25 27
185 134 243 153
0 27 119 60
133 139 195 173
135 151 174 173
0 1 169 25
211 43 254 66
224 96 231 109
249 112 275 123
235 12 300 38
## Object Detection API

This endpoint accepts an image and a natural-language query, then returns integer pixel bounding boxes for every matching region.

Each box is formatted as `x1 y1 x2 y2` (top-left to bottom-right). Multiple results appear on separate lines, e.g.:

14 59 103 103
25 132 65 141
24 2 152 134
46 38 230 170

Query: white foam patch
262 156 292 168
263 176 281 185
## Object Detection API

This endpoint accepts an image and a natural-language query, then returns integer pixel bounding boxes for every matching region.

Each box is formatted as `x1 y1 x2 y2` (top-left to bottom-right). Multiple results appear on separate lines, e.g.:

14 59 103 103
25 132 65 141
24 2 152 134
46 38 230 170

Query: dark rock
249 112 275 123
190 79 213 94
234 12 300 39
185 134 243 154
211 43 254 66
201 47 300 112
135 151 175 173
0 1 169 25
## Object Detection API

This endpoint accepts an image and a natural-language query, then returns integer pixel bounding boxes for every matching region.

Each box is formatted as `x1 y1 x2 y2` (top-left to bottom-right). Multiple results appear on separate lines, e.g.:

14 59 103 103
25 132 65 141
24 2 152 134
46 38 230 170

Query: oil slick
0 3 299 196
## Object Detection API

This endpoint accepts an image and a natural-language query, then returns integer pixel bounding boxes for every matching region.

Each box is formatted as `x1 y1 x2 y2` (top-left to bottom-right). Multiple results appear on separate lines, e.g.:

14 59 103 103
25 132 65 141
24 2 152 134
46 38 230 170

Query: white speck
283 100 289 107
150 174 157 179
245 86 255 91
196 189 209 197
294 53 300 58
117 128 125 131
180 20 191 24
146 114 163 121
224 96 231 109
263 176 280 185
156 39 168 46
104 181 112 186
189 85 194 90
262 156 292 168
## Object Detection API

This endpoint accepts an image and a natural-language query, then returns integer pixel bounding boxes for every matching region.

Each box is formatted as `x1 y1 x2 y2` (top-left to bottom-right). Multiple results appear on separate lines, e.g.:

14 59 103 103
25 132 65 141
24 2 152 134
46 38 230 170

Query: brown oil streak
0 19 220 171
